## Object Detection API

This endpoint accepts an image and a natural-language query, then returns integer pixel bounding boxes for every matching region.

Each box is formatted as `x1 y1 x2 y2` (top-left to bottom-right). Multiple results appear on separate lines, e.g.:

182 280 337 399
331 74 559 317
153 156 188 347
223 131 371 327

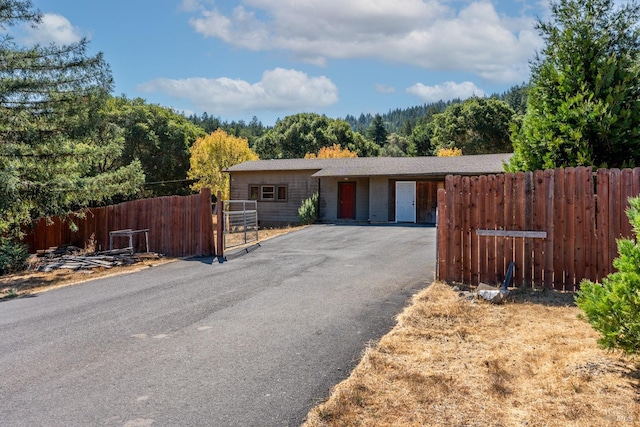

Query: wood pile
31 246 162 273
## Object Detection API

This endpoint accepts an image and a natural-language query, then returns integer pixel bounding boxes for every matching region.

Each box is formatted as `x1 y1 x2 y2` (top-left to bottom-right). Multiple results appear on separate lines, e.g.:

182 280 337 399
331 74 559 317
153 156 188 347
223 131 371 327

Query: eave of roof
225 153 512 177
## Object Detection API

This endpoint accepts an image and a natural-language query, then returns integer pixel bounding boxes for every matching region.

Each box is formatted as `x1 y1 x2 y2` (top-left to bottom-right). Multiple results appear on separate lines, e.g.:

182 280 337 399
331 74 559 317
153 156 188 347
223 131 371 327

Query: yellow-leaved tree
188 129 259 199
436 147 463 157
304 144 358 159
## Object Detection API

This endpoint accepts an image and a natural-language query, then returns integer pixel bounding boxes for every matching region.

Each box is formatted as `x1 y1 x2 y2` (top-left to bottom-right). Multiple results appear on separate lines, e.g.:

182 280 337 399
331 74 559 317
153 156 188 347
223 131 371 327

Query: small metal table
109 229 150 253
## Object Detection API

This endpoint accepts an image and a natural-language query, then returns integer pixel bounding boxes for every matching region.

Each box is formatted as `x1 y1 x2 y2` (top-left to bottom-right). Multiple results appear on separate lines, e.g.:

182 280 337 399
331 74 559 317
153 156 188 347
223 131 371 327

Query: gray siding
229 170 319 224
230 169 443 225
368 177 389 223
319 177 369 221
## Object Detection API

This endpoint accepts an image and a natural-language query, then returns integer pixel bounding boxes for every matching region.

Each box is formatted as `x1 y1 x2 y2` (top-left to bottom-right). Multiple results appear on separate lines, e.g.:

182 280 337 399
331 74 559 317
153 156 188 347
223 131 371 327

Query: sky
13 0 552 125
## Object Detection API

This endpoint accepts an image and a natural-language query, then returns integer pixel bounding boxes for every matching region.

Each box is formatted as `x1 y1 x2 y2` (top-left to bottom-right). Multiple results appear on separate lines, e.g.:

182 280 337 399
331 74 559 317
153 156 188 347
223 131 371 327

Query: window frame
276 185 287 201
261 185 275 201
249 185 259 201
248 184 288 202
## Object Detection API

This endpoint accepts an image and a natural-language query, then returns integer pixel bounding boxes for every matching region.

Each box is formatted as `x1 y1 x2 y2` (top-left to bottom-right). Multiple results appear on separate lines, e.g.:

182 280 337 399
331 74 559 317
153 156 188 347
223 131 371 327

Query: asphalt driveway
0 224 436 426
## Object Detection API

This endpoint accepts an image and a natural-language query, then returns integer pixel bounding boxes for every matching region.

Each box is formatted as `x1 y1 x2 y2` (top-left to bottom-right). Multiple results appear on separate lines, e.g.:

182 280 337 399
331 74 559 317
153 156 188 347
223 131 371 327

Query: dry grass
0 257 176 300
223 224 305 249
1 225 303 300
304 282 640 427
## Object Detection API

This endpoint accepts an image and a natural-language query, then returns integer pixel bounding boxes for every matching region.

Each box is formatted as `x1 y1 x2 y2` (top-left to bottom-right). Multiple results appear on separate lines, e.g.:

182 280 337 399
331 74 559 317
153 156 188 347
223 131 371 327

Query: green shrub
576 196 640 354
0 237 29 275
298 192 319 225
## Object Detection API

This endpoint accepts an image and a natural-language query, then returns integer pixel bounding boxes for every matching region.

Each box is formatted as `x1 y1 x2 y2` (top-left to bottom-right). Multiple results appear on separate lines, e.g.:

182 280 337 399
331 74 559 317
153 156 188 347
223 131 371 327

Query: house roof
225 153 512 178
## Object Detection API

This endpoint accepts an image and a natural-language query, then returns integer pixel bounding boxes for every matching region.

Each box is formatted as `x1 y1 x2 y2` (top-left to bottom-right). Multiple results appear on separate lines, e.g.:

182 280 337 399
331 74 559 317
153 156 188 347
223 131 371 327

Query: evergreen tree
509 0 640 171
497 83 529 115
408 122 434 156
0 0 144 239
366 114 388 147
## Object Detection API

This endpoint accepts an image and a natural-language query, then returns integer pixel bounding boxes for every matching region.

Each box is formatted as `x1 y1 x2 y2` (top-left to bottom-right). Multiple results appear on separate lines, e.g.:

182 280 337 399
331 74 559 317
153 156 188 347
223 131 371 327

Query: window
276 186 287 201
249 185 259 200
261 185 275 200
250 184 287 201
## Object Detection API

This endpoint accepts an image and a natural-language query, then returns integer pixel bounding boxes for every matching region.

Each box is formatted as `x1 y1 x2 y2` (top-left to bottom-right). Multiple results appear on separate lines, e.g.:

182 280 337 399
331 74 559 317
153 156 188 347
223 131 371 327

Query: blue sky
15 0 551 125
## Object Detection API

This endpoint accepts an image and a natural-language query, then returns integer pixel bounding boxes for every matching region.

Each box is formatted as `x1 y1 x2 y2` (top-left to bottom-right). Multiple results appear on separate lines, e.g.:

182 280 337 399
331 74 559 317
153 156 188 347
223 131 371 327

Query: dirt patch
0 257 176 300
303 282 640 427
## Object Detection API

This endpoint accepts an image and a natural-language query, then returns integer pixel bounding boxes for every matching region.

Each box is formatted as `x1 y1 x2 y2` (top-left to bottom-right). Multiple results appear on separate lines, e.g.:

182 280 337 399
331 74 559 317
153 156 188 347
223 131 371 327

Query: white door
395 181 416 223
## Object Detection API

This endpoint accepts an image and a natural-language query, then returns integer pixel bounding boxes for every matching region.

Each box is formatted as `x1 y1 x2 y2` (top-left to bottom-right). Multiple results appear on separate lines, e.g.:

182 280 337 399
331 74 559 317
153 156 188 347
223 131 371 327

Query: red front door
338 182 356 219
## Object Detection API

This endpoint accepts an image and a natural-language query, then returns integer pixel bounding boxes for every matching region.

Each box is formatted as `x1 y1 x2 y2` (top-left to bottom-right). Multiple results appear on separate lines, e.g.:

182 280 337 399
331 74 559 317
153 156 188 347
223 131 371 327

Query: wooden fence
23 188 215 258
436 167 640 291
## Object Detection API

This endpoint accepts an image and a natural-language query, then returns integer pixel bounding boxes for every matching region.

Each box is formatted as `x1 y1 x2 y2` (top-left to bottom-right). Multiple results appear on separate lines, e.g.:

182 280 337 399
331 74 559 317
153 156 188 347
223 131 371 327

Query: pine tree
366 114 388 147
0 0 144 239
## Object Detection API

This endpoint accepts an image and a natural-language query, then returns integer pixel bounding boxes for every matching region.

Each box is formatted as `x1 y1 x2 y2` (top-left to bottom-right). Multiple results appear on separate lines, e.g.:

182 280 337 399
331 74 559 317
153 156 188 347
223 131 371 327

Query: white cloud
180 0 202 12
186 0 542 83
375 84 396 94
136 68 339 114
22 13 85 45
407 81 485 102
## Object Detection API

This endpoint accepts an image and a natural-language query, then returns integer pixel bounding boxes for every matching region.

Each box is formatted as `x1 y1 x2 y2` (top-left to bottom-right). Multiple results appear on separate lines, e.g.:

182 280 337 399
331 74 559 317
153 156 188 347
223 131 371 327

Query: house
225 153 512 225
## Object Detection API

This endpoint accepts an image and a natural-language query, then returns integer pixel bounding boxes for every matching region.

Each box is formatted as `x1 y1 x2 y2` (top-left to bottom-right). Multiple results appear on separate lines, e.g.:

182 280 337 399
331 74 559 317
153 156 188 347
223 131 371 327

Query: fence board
565 169 577 290
609 169 621 275
486 174 498 283
512 172 525 287
478 177 488 284
543 169 555 288
552 169 565 289
573 167 587 289
583 168 596 283
523 172 534 286
462 177 472 284
437 188 448 280
494 174 506 284
596 169 609 281
445 176 456 282
532 170 545 287
451 176 463 282
622 169 634 239
469 177 480 285
501 174 514 285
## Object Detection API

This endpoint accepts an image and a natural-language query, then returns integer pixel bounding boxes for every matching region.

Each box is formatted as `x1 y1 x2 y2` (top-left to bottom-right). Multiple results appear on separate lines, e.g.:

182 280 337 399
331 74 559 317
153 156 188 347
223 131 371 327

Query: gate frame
215 195 259 263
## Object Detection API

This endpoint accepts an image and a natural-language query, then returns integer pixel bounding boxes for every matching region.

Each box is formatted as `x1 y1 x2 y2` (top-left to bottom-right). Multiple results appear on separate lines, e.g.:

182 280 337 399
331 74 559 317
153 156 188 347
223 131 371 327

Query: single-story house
225 153 512 225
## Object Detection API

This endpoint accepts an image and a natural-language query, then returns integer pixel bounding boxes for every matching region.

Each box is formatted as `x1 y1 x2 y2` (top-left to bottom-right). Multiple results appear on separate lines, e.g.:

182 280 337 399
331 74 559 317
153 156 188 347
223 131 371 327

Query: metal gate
223 200 258 250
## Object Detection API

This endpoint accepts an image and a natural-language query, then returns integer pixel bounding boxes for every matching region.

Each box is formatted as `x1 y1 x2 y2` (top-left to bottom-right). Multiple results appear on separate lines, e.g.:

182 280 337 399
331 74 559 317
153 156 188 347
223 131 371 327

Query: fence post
216 191 225 263
243 201 248 244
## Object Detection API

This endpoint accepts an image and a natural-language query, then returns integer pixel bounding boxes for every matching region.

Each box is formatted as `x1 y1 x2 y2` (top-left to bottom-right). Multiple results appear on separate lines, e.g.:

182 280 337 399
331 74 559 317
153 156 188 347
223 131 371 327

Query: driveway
0 225 436 426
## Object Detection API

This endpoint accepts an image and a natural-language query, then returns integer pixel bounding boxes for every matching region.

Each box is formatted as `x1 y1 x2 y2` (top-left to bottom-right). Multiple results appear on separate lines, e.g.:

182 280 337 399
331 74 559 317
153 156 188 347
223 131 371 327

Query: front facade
226 154 512 225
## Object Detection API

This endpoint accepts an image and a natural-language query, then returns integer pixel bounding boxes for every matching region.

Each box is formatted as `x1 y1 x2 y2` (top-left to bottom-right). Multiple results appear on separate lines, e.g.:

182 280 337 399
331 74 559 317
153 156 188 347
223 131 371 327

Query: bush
0 237 29 275
576 196 640 354
298 192 319 225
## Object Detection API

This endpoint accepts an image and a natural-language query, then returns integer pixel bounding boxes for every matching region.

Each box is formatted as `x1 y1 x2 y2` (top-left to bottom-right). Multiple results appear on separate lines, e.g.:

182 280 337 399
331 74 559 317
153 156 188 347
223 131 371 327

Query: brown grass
0 258 176 299
303 282 640 427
